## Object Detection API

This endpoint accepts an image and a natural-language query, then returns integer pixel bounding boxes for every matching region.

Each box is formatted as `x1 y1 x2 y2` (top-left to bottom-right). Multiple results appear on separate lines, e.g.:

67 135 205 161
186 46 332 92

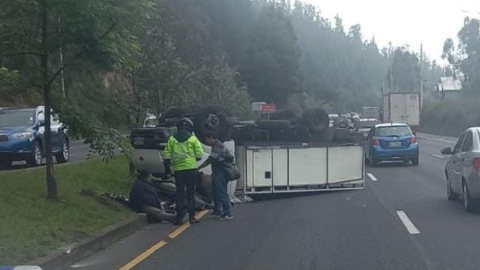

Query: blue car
0 107 70 169
365 123 419 166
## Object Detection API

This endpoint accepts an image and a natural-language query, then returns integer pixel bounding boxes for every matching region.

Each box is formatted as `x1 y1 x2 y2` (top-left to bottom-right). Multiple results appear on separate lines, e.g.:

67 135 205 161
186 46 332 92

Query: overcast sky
303 0 479 62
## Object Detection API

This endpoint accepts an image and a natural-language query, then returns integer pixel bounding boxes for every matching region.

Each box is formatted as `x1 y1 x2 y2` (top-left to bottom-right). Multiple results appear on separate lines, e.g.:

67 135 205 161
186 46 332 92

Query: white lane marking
367 173 378 182
417 135 456 144
431 154 443 159
396 211 421 235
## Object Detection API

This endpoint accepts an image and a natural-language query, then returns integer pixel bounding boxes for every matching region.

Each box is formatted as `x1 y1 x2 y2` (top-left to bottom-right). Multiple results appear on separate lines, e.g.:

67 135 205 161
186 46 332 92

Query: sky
303 0 479 62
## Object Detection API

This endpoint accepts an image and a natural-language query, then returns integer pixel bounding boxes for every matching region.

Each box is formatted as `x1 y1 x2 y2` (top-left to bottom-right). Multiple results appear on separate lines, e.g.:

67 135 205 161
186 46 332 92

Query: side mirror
441 147 453 155
413 131 417 136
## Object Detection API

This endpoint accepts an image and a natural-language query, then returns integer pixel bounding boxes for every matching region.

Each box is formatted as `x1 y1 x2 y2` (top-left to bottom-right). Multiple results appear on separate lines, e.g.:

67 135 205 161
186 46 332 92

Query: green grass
0 158 135 265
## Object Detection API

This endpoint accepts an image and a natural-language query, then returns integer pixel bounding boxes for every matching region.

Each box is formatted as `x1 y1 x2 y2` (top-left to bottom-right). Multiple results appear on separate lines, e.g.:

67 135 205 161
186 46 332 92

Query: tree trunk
41 4 57 199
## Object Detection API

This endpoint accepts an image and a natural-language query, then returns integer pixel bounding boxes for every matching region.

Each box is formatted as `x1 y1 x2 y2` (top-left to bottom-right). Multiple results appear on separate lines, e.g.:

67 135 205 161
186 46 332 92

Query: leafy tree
0 0 147 199
443 17 480 92
241 2 301 105
386 48 421 92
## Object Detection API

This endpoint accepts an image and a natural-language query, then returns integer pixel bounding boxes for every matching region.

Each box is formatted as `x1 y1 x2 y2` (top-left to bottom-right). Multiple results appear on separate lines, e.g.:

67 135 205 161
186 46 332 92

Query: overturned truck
130 106 365 201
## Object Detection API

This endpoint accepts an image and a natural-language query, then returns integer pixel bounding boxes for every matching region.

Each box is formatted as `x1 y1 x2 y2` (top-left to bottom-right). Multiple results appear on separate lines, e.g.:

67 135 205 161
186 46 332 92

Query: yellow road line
169 210 209 239
168 222 191 239
117 210 210 270
118 240 168 270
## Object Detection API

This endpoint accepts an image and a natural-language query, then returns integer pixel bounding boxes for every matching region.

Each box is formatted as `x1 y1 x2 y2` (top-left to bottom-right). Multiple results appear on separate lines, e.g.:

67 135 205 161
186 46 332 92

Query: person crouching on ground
129 170 176 223
164 117 204 225
198 132 233 220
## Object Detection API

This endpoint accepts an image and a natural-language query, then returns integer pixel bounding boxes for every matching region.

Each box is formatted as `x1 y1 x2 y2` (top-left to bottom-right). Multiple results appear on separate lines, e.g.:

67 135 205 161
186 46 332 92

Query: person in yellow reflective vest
164 117 204 225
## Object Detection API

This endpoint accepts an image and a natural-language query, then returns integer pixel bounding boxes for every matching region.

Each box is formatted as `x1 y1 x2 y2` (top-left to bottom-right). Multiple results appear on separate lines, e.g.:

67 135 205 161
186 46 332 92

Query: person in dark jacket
198 132 233 220
129 170 176 223
164 118 204 225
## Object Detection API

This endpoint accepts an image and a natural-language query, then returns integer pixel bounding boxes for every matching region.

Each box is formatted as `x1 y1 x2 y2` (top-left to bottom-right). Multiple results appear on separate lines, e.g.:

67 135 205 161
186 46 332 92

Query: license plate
389 141 401 147
133 137 145 146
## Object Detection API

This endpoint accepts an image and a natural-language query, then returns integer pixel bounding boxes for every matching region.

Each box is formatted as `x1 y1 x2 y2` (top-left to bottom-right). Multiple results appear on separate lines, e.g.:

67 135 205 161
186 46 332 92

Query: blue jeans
212 170 232 216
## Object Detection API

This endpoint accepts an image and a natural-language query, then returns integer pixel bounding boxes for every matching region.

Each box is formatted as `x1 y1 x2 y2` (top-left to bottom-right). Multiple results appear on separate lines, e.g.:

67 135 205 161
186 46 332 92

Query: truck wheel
55 140 70 164
159 107 187 123
27 141 43 167
302 108 330 136
194 106 230 144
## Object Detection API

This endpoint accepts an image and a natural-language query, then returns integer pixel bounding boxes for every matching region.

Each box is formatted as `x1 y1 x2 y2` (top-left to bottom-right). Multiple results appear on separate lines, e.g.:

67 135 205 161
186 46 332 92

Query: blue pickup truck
0 107 70 169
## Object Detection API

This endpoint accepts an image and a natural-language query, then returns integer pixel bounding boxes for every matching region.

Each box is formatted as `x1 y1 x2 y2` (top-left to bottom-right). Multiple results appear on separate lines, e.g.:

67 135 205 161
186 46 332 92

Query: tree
241 3 301 105
0 0 146 199
386 48 421 92
443 17 480 92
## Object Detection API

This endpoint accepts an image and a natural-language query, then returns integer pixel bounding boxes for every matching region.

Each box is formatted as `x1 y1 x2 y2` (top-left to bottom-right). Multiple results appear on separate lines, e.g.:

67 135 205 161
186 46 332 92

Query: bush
421 96 480 136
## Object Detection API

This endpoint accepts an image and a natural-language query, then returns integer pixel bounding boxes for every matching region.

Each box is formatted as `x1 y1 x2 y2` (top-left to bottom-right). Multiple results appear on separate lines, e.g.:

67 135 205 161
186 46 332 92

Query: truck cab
0 107 70 169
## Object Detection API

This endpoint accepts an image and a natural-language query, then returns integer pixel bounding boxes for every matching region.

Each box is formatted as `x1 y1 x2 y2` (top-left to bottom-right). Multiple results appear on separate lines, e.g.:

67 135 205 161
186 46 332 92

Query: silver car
442 127 480 212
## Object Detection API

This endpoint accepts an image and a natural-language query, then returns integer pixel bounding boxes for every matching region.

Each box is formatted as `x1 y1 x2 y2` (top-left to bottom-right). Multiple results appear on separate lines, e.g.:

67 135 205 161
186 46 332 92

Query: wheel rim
464 183 468 209
205 114 220 130
63 142 69 161
34 144 42 165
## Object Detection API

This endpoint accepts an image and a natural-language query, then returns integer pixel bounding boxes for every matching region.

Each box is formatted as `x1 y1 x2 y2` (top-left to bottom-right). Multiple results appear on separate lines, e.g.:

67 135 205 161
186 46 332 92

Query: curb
29 214 147 270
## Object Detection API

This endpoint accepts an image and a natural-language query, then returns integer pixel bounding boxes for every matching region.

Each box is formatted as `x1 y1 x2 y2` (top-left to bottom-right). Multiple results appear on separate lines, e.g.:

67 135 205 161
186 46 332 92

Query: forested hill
0 0 439 128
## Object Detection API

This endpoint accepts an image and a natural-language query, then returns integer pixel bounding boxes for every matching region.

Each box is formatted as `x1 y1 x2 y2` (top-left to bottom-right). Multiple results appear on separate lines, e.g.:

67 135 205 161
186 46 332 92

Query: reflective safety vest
163 134 204 171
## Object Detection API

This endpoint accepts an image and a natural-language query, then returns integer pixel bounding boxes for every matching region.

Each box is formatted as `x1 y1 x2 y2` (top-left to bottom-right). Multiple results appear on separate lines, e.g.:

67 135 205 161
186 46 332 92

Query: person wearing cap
164 117 204 225
129 170 176 223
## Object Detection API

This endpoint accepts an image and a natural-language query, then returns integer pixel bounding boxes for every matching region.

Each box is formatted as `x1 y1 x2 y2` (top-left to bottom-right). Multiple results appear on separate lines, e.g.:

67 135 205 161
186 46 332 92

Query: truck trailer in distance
383 92 421 128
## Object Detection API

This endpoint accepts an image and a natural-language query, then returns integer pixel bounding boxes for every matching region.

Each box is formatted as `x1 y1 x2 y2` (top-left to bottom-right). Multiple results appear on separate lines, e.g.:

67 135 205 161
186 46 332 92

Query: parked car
441 127 480 212
356 118 380 138
0 107 70 169
365 123 419 166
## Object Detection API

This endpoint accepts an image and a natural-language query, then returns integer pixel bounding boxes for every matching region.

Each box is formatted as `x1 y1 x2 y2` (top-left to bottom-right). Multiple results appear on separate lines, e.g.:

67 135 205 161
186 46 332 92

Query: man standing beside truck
198 132 234 220
164 118 204 225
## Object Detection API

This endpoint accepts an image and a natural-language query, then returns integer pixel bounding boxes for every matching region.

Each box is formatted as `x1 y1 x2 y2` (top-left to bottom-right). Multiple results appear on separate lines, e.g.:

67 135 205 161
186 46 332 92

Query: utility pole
58 15 66 98
389 42 394 92
420 43 424 108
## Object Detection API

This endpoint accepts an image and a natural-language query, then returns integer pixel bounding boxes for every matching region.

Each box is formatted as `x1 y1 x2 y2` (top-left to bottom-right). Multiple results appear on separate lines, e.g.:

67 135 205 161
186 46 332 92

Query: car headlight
12 132 34 140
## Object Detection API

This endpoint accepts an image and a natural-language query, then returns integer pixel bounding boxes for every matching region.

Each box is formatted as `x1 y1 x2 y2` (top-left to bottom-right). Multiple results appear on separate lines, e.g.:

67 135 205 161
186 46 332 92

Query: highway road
69 133 480 270
0 140 91 173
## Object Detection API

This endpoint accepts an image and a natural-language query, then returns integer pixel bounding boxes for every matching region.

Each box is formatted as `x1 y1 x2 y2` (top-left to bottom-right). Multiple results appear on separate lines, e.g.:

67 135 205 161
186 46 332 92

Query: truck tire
194 106 230 144
27 141 43 167
258 120 291 130
302 108 329 135
55 139 70 164
159 107 187 123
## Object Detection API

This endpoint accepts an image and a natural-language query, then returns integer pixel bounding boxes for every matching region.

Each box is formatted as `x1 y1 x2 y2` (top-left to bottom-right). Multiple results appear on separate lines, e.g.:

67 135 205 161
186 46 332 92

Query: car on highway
365 123 419 166
441 127 480 212
0 107 70 169
356 118 380 138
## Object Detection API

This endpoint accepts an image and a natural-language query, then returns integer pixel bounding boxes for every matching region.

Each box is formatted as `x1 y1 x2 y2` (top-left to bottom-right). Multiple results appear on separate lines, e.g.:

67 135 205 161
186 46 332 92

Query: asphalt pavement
0 140 91 173
69 133 480 270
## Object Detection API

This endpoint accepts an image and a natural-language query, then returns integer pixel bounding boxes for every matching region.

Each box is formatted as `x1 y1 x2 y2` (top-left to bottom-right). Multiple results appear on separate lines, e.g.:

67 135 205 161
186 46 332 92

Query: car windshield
0 110 34 128
375 126 412 137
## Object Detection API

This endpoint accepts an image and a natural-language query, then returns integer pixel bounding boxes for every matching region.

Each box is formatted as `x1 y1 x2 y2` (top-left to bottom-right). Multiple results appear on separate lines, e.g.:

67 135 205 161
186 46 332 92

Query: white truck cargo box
235 143 365 194
383 92 420 126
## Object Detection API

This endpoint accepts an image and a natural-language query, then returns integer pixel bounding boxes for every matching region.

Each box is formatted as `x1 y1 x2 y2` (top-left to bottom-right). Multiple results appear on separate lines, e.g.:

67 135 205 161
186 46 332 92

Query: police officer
164 118 204 225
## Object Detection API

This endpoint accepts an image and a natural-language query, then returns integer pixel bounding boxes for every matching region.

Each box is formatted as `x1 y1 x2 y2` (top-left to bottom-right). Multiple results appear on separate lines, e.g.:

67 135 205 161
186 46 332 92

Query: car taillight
373 138 380 146
474 158 480 170
411 136 417 144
